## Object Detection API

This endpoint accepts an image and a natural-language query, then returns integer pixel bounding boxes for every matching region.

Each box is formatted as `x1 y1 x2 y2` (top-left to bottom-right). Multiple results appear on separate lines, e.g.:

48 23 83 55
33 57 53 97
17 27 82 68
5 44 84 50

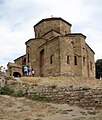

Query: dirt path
0 95 102 120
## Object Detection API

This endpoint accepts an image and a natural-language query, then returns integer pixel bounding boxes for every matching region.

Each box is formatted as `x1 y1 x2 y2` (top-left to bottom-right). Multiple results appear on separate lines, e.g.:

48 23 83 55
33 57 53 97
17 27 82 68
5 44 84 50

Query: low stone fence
0 78 102 109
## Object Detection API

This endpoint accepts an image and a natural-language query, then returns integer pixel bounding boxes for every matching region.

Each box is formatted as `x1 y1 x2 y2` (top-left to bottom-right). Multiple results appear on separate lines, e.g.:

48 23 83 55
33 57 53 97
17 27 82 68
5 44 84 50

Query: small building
7 17 95 77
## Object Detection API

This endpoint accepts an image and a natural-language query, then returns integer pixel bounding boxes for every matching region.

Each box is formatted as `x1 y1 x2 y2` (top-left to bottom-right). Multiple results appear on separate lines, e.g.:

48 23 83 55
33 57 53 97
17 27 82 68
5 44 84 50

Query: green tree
95 59 102 79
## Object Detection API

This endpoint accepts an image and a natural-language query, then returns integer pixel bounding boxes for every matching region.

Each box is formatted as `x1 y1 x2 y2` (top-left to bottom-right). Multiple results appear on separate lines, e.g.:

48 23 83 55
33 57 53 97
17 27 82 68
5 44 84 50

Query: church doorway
13 72 21 77
40 49 44 76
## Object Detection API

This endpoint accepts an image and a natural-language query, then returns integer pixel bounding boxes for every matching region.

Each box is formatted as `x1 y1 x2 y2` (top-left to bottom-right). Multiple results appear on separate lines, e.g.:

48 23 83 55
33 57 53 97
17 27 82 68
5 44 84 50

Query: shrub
31 94 50 102
0 86 14 95
31 94 45 101
12 90 25 97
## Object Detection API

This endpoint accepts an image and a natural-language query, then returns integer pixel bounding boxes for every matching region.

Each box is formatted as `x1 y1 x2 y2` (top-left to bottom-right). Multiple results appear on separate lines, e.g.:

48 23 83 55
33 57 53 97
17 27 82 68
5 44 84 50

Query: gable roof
34 17 72 28
41 29 62 38
25 38 47 45
65 33 86 39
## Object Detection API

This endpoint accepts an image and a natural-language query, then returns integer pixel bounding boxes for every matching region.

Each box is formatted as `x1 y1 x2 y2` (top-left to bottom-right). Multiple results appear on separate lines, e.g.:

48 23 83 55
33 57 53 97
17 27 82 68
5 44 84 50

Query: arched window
65 31 67 34
50 55 53 64
28 53 30 63
40 49 44 67
67 55 70 64
38 33 40 38
22 58 26 65
74 56 77 65
83 57 85 66
90 61 93 70
27 45 30 63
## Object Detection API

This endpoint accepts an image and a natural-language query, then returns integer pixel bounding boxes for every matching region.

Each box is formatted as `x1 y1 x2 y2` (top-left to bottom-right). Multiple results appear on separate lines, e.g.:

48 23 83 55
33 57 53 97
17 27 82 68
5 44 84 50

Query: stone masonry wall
34 18 71 38
2 79 102 109
41 37 60 76
9 18 95 78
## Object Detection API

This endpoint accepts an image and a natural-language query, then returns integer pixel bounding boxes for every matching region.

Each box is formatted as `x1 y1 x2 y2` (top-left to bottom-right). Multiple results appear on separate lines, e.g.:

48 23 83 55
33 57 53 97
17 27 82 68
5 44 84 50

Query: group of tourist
22 65 34 77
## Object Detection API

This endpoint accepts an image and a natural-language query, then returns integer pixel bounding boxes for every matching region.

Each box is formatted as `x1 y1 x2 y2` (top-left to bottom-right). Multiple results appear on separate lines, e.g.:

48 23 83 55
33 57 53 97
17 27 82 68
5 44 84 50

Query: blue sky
0 0 102 68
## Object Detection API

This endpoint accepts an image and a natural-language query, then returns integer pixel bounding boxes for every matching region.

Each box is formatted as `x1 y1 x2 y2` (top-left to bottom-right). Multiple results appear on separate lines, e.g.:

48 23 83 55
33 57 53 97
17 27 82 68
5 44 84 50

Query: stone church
7 17 95 77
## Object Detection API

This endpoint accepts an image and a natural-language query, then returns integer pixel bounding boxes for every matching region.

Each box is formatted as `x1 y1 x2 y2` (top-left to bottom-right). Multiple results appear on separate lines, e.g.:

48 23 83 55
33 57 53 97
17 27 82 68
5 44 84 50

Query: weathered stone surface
1 78 102 109
7 17 95 78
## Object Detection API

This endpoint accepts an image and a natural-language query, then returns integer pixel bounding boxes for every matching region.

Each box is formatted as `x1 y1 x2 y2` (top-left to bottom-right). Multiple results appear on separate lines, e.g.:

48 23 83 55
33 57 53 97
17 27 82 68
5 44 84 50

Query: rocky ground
0 95 102 120
0 76 102 120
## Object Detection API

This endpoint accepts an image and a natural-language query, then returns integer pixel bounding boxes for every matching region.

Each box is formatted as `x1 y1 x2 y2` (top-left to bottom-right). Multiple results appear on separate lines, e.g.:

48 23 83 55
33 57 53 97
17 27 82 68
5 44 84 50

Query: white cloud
0 0 102 67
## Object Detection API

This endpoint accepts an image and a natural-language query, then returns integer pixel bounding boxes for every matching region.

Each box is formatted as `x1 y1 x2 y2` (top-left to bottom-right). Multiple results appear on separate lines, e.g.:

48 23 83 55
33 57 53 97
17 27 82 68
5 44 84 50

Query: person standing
28 66 32 76
32 68 35 77
23 65 28 76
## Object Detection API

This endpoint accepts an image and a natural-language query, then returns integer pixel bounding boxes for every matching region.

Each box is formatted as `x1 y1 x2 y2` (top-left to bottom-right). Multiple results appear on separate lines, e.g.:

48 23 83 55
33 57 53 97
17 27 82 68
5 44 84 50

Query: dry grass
0 76 102 120
20 76 102 88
